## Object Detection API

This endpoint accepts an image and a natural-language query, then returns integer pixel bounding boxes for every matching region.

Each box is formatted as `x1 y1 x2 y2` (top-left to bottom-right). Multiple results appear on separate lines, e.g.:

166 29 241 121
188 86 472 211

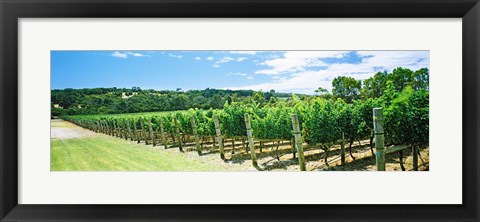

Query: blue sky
51 50 429 95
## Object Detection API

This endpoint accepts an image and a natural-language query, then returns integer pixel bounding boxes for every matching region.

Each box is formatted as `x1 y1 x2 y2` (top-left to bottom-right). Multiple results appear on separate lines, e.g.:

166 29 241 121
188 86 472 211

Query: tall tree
388 67 414 91
411 68 429 90
314 87 328 96
361 71 388 99
332 76 361 103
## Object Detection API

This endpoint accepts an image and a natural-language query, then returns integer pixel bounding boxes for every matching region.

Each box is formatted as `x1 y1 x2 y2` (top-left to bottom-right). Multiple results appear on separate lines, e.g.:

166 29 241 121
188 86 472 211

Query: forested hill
51 87 294 116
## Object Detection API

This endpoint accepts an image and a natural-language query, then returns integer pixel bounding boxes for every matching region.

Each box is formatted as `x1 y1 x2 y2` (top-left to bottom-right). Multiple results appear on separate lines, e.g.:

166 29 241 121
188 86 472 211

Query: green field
66 110 180 119
51 120 248 171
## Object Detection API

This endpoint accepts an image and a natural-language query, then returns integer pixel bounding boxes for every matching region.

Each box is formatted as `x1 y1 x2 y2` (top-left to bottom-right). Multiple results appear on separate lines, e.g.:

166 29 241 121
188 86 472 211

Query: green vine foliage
381 81 429 147
355 98 379 138
174 111 192 134
251 106 293 140
220 102 249 137
160 113 175 134
188 108 215 136
302 98 338 146
66 82 428 150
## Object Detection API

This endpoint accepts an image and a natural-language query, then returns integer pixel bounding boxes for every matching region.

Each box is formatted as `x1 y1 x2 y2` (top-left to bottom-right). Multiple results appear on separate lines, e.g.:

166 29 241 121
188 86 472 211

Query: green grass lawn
51 136 229 171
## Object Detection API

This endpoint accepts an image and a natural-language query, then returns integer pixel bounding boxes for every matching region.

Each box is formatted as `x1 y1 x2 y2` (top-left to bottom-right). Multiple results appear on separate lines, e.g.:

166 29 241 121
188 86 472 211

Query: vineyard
62 83 429 171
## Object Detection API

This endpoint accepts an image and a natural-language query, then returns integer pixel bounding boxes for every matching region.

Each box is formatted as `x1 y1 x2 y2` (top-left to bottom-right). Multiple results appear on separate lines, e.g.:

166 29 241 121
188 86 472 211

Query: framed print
1 0 479 221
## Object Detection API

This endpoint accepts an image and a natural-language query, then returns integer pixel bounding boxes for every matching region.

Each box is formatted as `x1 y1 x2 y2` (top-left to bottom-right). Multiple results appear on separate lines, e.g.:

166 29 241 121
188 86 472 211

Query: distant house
121 92 138 99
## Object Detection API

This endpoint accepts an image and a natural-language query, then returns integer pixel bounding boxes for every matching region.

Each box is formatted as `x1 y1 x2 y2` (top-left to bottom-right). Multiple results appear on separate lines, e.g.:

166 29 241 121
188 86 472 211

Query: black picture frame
1 0 479 221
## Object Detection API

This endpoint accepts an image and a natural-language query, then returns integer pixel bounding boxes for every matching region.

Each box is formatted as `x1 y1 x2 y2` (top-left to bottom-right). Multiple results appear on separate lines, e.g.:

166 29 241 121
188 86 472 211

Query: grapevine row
63 86 428 171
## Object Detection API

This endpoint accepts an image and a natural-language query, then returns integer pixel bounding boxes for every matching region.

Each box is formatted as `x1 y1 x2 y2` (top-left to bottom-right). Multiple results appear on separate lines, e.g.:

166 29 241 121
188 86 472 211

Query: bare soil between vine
51 119 96 139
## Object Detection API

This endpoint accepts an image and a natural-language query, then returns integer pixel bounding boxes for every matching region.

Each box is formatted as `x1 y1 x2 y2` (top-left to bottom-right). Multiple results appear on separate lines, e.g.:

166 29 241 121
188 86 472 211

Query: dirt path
51 119 96 139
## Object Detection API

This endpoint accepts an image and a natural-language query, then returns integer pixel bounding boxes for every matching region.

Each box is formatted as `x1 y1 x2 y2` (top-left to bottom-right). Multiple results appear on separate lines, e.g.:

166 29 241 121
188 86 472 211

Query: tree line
51 87 292 116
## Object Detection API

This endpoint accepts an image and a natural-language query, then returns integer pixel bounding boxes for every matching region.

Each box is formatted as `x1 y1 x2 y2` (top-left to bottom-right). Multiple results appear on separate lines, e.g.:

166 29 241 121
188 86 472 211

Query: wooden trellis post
133 119 140 143
105 121 108 134
113 120 118 137
110 121 114 136
244 113 258 168
213 115 225 160
147 119 154 145
373 108 386 171
190 116 202 156
291 114 306 171
341 132 346 165
100 120 105 134
190 116 202 155
117 120 121 137
120 119 127 140
107 120 112 136
158 118 167 149
122 119 127 140
174 116 183 152
126 119 133 141
139 117 145 143
95 121 100 133
412 145 419 171
118 120 123 138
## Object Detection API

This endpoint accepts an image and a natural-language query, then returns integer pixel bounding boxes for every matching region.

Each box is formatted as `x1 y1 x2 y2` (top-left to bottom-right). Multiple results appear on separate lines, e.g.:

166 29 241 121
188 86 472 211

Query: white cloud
255 51 349 75
229 51 257 55
356 51 429 71
131 53 145 57
255 69 284 75
226 72 254 80
111 51 128 59
226 51 429 94
227 72 248 77
236 57 248 62
168 54 183 59
216 56 234 64
206 57 214 61
272 76 288 80
265 54 280 59
112 51 148 58
195 57 201 60
226 70 332 94
212 56 236 68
